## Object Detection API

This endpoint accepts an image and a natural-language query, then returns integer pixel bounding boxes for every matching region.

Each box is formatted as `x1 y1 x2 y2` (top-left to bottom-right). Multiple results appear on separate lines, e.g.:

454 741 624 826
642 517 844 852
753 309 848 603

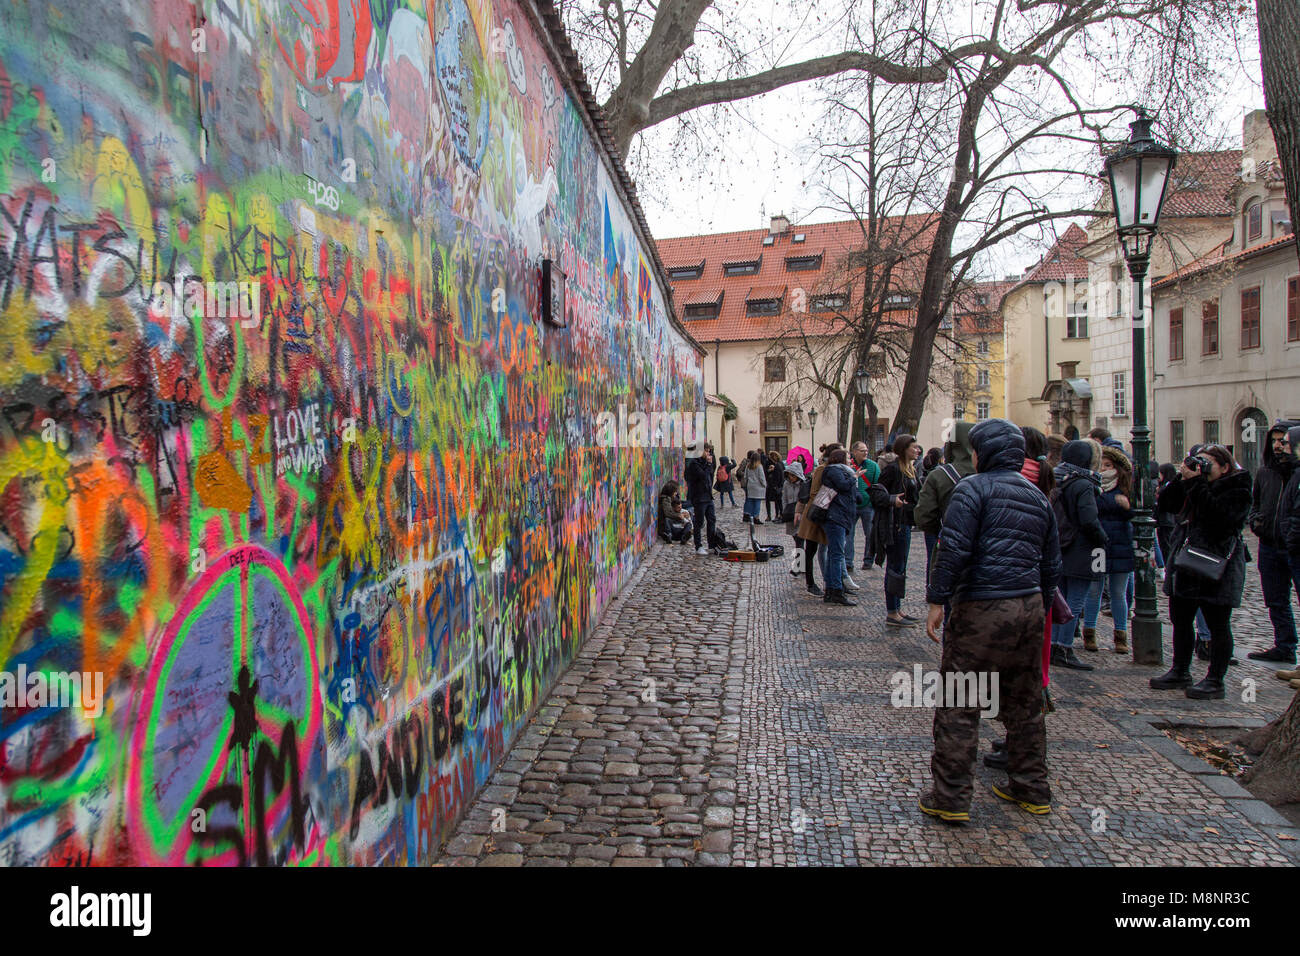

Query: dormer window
785 254 823 272
723 257 761 276
668 260 704 280
811 293 848 312
1246 201 1263 243
884 293 914 309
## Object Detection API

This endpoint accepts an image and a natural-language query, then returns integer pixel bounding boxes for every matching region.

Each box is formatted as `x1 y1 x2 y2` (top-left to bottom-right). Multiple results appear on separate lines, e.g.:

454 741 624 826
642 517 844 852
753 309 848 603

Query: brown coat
795 463 829 545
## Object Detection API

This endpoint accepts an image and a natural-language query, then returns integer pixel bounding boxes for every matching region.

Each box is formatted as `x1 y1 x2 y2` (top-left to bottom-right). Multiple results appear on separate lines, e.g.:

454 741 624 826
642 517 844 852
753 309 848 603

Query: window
760 407 791 433
746 298 781 316
684 303 720 320
784 254 822 272
976 401 990 421
976 369 990 389
884 293 914 309
1290 277 1300 343
723 258 760 276
668 262 703 280
1246 202 1263 242
793 233 806 243
867 423 887 454
1202 299 1219 355
1241 286 1261 349
1113 371 1127 418
1111 263 1124 315
1067 313 1088 338
1203 420 1219 446
1170 420 1185 462
974 315 989 330
764 356 786 382
977 339 989 356
811 293 848 312
1169 307 1184 361
976 294 989 306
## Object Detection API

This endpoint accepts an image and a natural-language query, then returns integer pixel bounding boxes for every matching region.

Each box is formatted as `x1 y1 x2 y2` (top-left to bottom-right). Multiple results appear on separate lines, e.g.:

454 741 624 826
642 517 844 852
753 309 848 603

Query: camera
1184 454 1212 474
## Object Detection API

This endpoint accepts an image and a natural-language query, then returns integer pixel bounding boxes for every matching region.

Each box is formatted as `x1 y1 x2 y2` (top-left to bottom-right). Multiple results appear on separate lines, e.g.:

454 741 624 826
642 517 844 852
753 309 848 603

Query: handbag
806 484 837 523
1050 586 1074 624
782 500 796 523
1172 536 1237 583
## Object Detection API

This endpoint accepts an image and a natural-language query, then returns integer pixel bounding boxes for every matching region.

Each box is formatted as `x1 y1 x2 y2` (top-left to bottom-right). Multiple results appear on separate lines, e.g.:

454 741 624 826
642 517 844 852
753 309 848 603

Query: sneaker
807 583 824 596
991 783 1051 815
899 612 922 623
696 546 710 555
918 791 969 824
842 574 861 591
753 517 763 525
885 616 915 628
1247 646 1298 664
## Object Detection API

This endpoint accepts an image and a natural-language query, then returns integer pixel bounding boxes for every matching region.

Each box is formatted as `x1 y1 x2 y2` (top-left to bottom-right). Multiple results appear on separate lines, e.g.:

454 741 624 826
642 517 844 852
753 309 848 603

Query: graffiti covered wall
0 0 702 865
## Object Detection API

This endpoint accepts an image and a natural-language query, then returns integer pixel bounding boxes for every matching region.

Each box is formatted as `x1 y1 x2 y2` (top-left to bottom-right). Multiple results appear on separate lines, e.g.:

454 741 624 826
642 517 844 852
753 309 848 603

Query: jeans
1257 541 1300 651
718 488 736 508
1170 595 1233 680
1051 575 1093 646
1153 536 1164 569
884 525 912 613
824 522 847 591
743 495 762 519
690 498 716 549
1195 609 1210 642
924 531 939 586
845 507 872 571
1085 572 1131 629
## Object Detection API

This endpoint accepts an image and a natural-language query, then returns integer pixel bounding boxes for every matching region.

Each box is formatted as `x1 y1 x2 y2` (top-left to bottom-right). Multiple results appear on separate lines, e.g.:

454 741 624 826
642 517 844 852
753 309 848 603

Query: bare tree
1257 0 1300 272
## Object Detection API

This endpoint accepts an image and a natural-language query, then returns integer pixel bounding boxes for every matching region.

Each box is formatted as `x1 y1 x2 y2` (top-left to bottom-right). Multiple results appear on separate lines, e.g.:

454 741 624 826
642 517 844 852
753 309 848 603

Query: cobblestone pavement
438 505 1300 866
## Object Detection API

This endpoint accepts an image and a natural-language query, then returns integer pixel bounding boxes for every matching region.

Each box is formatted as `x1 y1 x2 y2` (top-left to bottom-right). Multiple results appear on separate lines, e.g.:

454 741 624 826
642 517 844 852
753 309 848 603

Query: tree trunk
1258 0 1300 274
1240 689 1300 805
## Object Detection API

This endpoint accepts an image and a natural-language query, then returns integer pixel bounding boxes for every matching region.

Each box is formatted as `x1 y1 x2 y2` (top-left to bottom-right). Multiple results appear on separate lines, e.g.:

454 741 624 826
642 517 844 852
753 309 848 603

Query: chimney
769 214 790 236
1242 109 1279 167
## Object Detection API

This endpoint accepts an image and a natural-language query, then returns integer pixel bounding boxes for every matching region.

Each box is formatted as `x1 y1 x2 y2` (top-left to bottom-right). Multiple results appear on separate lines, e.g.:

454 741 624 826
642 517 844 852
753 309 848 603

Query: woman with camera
1150 445 1253 700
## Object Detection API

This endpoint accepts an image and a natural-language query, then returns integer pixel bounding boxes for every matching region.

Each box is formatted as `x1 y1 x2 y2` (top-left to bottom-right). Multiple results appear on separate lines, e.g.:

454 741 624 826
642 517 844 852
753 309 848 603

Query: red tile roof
656 216 937 342
1162 150 1243 218
1020 224 1092 284
1153 232 1297 290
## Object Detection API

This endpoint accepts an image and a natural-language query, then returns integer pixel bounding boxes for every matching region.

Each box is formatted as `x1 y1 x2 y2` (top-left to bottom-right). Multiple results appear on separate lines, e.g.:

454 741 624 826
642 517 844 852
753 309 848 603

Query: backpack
1049 485 1078 551
716 463 730 485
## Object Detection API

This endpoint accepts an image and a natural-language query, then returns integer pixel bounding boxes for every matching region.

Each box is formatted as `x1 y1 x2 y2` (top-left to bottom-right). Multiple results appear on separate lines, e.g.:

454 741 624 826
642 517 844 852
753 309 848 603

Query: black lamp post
808 407 818 455
853 364 870 444
1103 110 1176 665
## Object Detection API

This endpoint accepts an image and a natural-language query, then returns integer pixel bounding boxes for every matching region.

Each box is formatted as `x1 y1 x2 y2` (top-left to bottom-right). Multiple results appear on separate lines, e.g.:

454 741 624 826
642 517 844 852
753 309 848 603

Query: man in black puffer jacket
1049 440 1107 671
1246 420 1300 663
918 419 1060 823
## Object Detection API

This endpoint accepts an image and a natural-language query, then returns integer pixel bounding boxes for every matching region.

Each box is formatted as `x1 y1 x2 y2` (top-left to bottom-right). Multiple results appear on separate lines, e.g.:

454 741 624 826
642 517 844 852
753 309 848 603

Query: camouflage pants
930 595 1050 811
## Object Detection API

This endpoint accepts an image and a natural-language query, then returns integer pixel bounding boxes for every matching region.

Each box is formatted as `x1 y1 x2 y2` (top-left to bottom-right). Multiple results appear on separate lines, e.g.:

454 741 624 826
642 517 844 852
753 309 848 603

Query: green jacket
853 457 881 511
914 421 976 536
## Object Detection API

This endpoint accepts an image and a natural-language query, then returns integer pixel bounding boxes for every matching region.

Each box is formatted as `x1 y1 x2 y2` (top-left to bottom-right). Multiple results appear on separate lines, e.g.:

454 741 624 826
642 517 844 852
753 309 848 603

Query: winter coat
657 493 687 539
914 421 975 537
925 419 1062 607
852 456 881 511
684 454 715 502
1280 425 1300 562
783 470 804 537
819 463 860 531
1164 468 1253 607
1248 420 1300 548
1097 488 1135 573
796 464 829 546
741 459 767 498
1053 441 1107 580
765 459 784 501
878 459 921 540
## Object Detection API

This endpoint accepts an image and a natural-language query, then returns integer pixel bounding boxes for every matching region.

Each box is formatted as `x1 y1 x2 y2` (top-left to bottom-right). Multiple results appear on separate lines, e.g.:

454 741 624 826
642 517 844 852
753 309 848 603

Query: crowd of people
656 416 1300 824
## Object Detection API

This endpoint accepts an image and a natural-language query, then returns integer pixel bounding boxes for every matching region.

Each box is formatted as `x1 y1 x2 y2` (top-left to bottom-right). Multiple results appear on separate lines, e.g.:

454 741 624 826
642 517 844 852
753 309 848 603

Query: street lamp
808 406 818 455
853 364 870 445
1103 110 1176 666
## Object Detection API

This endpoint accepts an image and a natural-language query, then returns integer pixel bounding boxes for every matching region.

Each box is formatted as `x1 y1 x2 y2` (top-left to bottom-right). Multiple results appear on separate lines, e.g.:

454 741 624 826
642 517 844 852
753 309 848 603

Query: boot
1248 646 1298 664
1277 668 1300 681
1290 679 1300 690
1082 627 1098 652
1050 645 1094 671
1185 675 1225 700
1195 639 1211 661
824 587 857 607
1149 665 1192 689
1113 630 1129 654
806 582 824 596
983 749 1009 769
842 574 861 591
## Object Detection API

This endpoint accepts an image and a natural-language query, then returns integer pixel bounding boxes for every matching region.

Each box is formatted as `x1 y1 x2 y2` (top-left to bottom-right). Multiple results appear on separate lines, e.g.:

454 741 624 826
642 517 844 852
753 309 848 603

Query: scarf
1020 459 1040 485
1099 466 1118 493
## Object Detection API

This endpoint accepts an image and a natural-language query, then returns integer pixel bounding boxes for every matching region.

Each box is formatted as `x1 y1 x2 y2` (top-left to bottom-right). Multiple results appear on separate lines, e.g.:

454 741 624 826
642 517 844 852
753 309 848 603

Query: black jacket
878 459 920 538
1097 489 1135 573
1164 469 1253 607
684 454 715 502
819 463 860 531
1249 420 1300 548
926 419 1061 607
1281 425 1300 560
1054 463 1107 580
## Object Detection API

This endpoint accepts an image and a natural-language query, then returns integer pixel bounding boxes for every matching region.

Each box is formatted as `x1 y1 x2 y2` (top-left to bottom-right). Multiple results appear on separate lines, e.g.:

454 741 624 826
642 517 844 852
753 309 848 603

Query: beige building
657 216 956 461
1002 225 1094 435
1151 137 1300 473
1078 133 1254 454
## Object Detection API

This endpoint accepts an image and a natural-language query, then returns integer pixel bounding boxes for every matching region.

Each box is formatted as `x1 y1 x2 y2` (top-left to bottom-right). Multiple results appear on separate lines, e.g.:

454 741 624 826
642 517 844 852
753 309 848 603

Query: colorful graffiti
0 0 701 866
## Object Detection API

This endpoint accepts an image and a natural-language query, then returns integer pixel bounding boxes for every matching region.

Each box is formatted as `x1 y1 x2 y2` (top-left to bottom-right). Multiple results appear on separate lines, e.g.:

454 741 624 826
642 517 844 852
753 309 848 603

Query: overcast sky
625 3 1265 279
